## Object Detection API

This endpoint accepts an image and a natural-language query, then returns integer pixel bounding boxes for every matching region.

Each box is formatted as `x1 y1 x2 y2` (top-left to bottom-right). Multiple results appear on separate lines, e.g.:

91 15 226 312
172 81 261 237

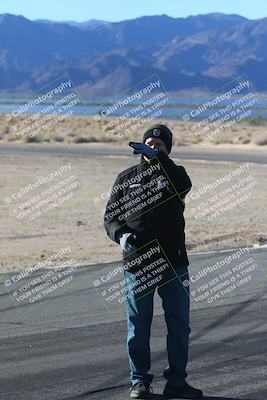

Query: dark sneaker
129 382 153 398
163 382 203 399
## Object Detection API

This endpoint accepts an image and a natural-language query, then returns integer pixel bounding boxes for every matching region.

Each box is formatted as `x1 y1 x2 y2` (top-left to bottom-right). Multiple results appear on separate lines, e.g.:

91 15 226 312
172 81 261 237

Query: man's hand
129 142 158 159
119 232 137 253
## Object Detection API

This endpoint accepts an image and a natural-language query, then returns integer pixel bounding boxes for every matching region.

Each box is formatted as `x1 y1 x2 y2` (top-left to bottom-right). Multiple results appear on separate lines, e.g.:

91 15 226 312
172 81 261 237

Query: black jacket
104 150 192 269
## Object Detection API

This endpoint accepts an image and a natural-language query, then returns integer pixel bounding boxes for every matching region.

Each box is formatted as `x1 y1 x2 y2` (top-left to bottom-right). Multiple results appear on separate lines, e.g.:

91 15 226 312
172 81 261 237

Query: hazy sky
1 0 267 22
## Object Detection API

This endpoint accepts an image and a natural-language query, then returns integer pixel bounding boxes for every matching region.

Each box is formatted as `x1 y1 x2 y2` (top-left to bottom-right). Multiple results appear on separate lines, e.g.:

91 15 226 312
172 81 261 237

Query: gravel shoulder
0 144 266 273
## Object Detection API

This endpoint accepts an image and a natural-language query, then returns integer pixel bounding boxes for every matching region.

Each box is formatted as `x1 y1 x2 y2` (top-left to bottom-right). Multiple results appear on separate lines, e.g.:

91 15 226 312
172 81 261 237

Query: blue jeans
124 265 191 387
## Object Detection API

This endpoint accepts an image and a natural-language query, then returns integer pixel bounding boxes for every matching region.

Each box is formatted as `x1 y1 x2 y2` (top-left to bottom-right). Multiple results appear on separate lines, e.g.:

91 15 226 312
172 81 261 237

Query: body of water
1 95 267 120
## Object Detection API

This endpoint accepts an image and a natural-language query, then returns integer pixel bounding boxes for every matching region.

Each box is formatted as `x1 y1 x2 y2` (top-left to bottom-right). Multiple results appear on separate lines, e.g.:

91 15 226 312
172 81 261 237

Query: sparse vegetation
0 113 266 146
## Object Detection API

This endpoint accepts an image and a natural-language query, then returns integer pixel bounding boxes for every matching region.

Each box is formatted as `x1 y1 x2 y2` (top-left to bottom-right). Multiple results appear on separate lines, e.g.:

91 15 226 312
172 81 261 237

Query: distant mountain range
0 12 267 99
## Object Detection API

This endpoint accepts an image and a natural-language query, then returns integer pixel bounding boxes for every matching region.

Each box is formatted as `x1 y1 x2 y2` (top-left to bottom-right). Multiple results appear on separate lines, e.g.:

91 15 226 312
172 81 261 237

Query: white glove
119 232 137 252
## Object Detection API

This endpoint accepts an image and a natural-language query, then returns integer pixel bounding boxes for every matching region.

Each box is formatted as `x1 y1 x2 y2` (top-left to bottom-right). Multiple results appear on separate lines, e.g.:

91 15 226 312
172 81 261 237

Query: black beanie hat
143 124 173 154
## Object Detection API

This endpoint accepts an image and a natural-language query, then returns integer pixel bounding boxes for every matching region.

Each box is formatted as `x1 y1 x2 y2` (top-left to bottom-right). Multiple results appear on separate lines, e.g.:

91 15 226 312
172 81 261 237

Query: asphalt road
0 247 266 400
0 143 266 164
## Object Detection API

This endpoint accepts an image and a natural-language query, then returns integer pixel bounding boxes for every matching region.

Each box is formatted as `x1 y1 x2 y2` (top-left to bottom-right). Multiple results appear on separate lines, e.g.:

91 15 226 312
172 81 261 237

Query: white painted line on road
189 244 267 256
62 246 267 270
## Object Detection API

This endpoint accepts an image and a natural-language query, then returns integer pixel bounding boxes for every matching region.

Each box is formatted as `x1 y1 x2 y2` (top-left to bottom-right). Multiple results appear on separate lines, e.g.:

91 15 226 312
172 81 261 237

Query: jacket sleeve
156 150 192 199
103 174 128 244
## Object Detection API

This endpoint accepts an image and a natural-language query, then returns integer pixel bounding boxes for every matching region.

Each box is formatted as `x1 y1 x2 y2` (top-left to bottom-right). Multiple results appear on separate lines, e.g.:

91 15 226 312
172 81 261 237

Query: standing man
104 124 203 399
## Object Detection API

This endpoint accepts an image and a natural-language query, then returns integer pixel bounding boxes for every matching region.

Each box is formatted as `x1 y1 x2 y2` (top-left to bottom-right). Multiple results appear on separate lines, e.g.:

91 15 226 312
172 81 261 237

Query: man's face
144 137 168 162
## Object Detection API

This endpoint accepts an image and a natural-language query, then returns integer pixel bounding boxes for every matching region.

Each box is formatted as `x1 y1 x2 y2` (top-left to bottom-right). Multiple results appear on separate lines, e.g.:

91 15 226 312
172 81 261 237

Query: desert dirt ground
0 144 266 274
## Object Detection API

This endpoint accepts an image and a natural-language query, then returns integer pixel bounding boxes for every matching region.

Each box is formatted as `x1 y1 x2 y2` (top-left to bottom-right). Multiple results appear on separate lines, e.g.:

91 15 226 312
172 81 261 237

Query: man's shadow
150 396 254 400
64 387 256 400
